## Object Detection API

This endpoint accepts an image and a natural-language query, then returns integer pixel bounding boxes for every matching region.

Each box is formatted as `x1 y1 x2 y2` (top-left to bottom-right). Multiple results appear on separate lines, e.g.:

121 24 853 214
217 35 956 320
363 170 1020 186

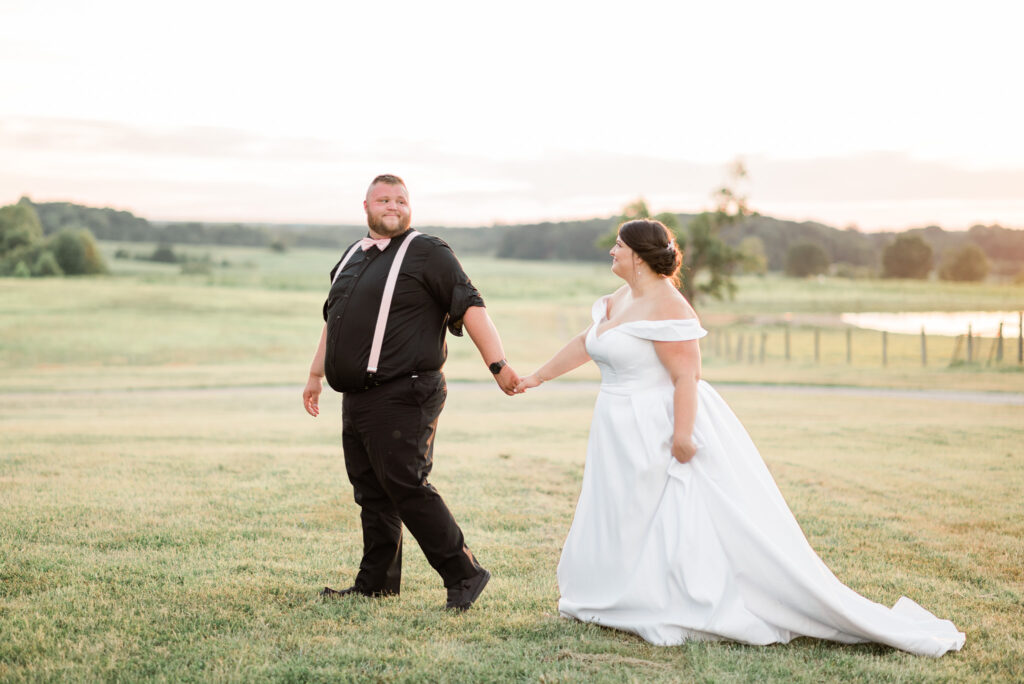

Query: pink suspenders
367 232 420 373
331 231 422 375
330 241 363 287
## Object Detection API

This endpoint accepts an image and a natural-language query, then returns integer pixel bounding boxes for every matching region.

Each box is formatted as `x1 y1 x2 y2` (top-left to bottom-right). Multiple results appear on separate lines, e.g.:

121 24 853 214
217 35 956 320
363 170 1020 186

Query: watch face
489 360 505 374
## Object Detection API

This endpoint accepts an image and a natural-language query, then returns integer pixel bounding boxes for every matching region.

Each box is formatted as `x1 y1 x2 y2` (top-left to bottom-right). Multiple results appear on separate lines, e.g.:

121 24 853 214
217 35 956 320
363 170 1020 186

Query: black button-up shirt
322 229 485 393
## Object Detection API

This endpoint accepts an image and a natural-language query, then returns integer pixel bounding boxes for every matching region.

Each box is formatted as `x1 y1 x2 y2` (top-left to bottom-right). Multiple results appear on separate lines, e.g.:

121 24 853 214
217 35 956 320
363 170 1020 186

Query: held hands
302 374 323 417
672 435 698 464
513 373 543 394
494 364 522 396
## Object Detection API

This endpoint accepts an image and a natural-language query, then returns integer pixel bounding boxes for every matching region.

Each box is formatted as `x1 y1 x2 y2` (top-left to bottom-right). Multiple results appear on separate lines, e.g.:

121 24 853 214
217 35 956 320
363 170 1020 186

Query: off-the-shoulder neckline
593 303 704 339
593 296 701 339
594 318 703 340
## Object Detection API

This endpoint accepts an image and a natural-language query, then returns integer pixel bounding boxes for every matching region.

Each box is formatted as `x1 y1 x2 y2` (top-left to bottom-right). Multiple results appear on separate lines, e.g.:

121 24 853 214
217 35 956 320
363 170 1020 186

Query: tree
680 211 748 304
785 242 830 277
0 202 44 255
677 160 752 305
49 229 107 275
882 235 933 279
938 244 990 282
597 161 751 307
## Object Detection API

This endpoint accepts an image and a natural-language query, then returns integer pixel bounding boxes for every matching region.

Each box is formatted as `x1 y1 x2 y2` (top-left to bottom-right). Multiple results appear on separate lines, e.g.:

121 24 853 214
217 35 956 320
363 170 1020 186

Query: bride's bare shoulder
609 284 630 300
656 290 698 321
606 285 630 315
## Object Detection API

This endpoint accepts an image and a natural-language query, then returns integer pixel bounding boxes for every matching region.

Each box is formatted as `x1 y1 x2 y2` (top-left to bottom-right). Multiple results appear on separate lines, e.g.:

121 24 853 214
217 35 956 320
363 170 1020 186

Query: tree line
8 196 1024 284
0 199 106 276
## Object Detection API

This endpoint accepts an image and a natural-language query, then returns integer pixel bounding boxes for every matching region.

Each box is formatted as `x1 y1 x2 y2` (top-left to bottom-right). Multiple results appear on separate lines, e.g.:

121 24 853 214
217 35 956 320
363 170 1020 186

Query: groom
302 174 519 611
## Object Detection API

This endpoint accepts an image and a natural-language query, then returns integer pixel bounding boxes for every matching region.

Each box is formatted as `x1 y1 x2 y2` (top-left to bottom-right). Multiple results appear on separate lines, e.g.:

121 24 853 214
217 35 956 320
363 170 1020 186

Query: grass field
2 245 1023 681
2 384 1021 681
1 246 1022 393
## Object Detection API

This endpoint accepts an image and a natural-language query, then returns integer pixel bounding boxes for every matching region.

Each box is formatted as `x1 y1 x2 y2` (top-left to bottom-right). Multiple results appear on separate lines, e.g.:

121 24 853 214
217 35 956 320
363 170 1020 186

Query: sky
2 0 1023 231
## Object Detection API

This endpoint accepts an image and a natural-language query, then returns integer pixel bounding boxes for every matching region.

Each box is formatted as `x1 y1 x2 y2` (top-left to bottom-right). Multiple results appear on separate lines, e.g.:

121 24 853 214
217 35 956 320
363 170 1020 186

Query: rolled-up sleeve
422 242 484 336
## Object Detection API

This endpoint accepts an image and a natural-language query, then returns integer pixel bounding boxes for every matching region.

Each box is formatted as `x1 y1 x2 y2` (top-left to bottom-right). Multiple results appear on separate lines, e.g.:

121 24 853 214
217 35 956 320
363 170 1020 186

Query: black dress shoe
445 568 490 612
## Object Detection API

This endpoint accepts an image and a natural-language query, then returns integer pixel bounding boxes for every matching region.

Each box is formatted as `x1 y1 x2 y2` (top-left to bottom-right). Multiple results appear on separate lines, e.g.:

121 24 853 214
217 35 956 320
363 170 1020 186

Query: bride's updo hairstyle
618 219 683 287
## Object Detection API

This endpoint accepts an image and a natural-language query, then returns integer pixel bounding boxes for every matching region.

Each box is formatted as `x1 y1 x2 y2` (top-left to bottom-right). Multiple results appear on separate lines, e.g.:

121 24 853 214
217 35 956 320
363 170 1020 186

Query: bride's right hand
514 373 543 394
672 435 698 463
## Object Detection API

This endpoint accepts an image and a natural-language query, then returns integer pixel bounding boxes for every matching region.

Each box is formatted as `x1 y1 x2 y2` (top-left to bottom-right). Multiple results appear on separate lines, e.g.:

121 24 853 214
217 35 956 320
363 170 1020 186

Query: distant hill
19 198 1024 276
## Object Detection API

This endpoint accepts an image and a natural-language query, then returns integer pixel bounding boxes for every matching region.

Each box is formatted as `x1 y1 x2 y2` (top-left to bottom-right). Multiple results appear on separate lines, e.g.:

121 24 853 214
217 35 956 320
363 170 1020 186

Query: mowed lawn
2 256 1023 681
1 383 1022 682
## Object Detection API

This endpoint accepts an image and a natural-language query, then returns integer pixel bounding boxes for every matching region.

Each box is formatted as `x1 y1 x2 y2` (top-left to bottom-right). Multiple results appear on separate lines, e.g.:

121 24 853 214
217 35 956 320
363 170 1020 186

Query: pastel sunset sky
2 0 1022 230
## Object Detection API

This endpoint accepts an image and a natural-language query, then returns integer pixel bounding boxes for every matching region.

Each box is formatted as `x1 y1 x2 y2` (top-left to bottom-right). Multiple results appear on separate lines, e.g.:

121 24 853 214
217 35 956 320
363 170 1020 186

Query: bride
514 219 964 657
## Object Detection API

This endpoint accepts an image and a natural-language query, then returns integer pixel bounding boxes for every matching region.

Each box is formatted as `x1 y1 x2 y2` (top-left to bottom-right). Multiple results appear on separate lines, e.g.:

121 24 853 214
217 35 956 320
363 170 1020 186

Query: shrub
150 243 178 263
939 244 991 282
882 235 933 279
33 251 64 276
49 229 107 275
785 242 830 277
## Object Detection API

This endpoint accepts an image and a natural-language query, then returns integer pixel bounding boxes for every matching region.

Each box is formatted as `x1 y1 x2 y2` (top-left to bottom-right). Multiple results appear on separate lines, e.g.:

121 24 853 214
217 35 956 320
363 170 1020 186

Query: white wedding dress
556 297 965 657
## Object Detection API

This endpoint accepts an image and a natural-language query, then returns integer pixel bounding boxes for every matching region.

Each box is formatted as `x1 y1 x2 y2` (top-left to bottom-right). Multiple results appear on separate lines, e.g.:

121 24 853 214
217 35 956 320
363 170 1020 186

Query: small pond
840 311 1023 337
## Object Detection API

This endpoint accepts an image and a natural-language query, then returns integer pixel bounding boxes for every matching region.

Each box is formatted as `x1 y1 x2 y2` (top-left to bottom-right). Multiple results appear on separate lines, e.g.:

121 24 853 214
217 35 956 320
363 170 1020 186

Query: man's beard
366 213 411 237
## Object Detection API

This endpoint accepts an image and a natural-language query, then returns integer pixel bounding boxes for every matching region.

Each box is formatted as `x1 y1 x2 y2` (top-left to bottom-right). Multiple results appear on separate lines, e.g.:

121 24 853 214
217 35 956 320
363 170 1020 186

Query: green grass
1 385 1021 681
2 251 1022 393
2 249 1023 680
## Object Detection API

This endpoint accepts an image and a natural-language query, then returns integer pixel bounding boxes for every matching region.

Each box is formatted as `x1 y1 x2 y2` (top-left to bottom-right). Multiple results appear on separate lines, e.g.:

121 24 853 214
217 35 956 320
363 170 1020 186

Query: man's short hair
369 174 406 189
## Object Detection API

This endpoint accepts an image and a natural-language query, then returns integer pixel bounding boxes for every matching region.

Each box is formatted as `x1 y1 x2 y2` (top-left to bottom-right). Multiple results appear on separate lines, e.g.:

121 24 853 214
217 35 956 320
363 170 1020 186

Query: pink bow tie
360 237 391 251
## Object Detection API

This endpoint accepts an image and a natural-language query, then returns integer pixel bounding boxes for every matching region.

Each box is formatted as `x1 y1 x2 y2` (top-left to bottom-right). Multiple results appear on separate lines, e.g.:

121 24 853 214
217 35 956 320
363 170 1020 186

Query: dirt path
448 381 1024 406
4 381 1020 406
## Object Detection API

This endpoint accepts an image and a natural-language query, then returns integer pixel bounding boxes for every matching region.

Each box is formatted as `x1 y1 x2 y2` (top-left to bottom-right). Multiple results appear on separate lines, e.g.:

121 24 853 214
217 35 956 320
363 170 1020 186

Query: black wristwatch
488 359 507 375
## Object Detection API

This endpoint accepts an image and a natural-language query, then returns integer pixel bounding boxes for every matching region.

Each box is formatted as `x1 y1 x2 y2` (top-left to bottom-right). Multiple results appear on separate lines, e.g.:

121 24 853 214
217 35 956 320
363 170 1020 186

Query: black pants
341 371 481 593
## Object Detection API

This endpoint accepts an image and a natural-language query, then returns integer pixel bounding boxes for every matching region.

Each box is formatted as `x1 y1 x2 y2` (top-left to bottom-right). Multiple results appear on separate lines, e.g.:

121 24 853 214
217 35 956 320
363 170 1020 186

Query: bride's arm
514 327 592 393
654 339 702 463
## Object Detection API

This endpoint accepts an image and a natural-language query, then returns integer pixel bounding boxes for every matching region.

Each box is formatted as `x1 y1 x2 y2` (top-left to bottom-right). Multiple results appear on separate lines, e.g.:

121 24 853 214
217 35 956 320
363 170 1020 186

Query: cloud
0 117 348 162
3 117 1024 229
747 153 1024 202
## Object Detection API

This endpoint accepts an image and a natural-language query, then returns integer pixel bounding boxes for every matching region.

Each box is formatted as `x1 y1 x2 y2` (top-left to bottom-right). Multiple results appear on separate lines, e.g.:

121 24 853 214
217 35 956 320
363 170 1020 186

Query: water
840 311 1023 337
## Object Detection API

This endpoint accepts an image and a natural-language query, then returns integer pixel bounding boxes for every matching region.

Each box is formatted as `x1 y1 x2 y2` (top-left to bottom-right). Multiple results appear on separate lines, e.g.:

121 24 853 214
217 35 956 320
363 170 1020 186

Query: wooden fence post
996 322 1004 363
784 326 791 362
920 327 927 366
846 328 852 364
967 324 973 363
759 332 767 363
814 329 820 364
1018 312 1022 364
735 333 745 362
747 335 754 363
950 335 963 365
882 331 888 367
